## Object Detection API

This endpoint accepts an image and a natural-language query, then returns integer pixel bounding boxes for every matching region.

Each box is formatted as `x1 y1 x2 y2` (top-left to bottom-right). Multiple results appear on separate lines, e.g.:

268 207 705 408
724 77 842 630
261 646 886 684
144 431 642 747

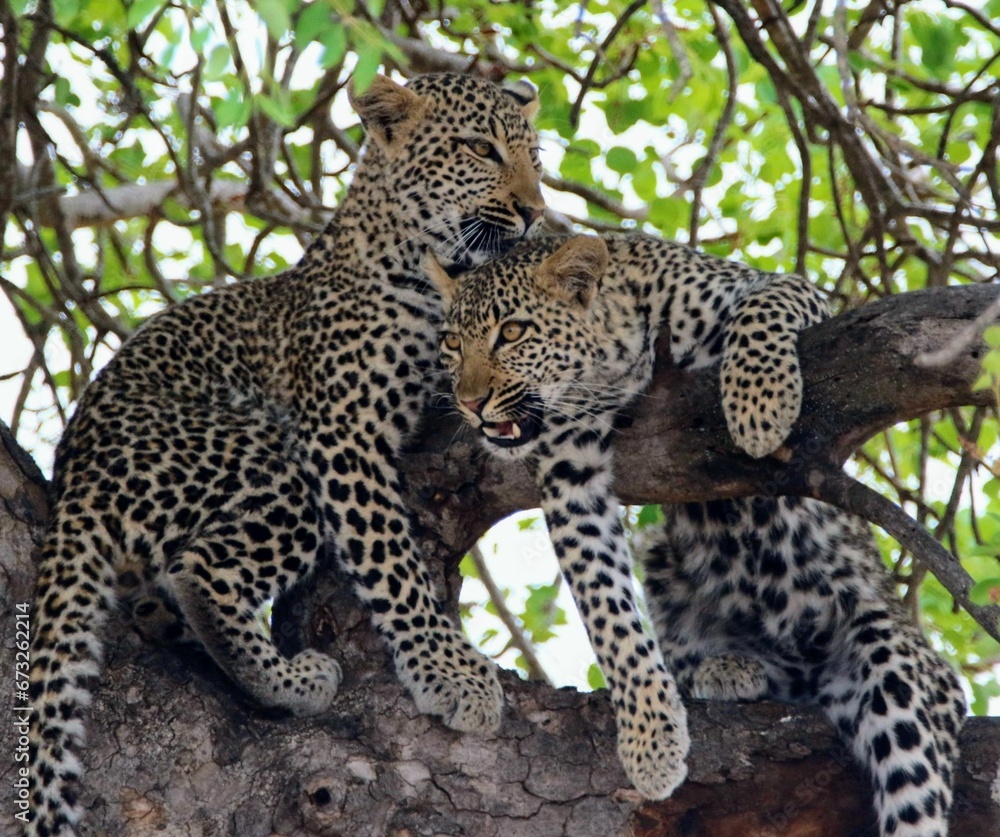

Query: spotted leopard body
434 234 965 835
26 72 544 836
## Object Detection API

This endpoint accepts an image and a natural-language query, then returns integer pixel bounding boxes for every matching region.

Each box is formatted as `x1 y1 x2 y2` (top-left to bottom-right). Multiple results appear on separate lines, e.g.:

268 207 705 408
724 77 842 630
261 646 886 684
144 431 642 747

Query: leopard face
433 236 622 459
352 73 545 269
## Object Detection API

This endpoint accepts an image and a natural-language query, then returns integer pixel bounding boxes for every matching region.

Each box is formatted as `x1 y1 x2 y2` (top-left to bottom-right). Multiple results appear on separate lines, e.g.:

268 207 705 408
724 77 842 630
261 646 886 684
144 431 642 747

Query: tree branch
401 284 1000 637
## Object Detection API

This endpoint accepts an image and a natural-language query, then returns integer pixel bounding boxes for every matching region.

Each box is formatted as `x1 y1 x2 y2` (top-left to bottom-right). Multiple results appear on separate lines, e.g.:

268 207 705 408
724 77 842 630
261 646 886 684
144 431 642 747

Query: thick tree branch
16 169 320 232
2 477 998 835
401 284 1000 635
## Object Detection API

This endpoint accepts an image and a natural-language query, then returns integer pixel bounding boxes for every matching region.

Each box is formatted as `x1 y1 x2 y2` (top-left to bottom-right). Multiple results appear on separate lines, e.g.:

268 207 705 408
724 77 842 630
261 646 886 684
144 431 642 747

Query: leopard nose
460 396 487 415
514 200 544 229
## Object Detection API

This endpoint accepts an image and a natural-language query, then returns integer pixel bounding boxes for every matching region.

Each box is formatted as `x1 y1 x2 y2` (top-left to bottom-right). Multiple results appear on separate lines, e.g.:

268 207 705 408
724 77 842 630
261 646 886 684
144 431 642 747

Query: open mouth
479 405 543 449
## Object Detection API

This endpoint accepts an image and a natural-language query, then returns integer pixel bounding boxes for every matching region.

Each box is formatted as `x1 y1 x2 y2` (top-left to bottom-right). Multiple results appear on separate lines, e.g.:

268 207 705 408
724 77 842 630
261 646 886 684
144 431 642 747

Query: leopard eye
442 333 462 352
464 138 502 163
469 140 494 158
497 321 528 345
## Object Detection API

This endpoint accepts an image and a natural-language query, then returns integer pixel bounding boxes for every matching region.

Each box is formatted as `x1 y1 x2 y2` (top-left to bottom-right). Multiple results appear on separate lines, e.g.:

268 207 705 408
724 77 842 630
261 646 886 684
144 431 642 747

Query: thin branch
469 544 552 685
688 6 736 247
806 469 1000 644
541 173 647 222
651 0 692 103
569 0 647 129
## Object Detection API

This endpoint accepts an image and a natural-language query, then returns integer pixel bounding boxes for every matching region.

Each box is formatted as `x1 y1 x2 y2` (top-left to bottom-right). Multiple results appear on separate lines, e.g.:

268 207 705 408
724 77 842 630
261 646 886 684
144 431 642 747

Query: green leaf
970 678 1000 716
257 0 291 40
215 89 252 129
256 92 296 128
190 24 211 54
560 141 596 182
648 196 688 234
351 45 383 94
54 77 81 108
969 578 1000 606
983 325 1000 348
54 0 82 25
517 515 542 531
981 350 1000 376
635 504 664 529
459 552 478 580
587 663 607 691
972 371 993 391
295 1 332 50
908 11 966 74
631 157 658 202
606 146 638 175
205 45 230 80
126 0 162 30
320 24 347 68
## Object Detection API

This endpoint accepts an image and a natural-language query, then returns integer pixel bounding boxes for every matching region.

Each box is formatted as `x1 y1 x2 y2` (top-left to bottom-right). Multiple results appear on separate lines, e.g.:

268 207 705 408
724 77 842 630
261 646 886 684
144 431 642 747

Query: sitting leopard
430 234 965 836
26 72 544 836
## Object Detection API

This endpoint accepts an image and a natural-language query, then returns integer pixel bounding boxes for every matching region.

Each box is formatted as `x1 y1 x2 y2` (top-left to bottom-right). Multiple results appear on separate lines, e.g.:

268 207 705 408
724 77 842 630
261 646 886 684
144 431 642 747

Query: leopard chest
290 284 444 440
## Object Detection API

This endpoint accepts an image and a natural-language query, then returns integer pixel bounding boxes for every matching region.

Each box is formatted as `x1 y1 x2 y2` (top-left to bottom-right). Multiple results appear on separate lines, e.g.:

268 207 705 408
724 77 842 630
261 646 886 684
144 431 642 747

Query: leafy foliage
2 0 997 709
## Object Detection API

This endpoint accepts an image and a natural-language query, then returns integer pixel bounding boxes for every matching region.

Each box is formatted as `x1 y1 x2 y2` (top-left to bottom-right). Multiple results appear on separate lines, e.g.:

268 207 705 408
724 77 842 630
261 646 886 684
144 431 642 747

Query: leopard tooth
512 423 521 439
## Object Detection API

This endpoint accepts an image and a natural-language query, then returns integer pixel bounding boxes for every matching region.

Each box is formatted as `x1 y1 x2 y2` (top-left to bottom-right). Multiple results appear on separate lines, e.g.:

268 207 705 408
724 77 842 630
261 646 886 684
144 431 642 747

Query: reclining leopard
25 72 544 836
431 234 965 836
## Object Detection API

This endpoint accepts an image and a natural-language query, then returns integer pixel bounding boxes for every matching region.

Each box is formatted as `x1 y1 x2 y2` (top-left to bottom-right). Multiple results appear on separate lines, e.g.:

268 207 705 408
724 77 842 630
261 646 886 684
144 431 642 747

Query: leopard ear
536 236 609 309
350 74 428 156
423 252 458 305
502 79 539 121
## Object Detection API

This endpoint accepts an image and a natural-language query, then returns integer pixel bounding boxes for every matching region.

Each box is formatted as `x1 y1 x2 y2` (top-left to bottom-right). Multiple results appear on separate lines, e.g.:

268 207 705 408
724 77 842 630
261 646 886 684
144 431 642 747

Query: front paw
399 628 503 734
616 669 690 799
721 339 802 459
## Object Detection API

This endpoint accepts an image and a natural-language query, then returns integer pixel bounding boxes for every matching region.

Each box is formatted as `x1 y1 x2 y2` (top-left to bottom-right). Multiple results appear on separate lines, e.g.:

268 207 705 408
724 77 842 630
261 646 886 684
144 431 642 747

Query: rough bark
1 285 999 836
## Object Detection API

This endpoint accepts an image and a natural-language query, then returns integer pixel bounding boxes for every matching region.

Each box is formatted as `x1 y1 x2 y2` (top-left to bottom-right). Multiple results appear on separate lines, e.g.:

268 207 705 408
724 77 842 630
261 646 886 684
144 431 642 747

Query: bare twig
688 6 736 247
805 469 1000 644
569 0 647 129
469 544 552 685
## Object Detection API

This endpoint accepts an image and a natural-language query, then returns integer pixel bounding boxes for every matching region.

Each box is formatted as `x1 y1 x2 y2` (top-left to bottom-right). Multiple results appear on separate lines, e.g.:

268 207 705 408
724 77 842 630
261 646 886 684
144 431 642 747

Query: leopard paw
281 649 343 717
616 669 690 799
691 654 770 701
400 628 503 733
721 334 802 459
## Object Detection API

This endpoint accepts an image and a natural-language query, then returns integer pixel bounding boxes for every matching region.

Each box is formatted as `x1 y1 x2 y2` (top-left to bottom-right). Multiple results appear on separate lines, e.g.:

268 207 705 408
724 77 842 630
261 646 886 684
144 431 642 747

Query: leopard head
431 236 618 459
350 73 544 270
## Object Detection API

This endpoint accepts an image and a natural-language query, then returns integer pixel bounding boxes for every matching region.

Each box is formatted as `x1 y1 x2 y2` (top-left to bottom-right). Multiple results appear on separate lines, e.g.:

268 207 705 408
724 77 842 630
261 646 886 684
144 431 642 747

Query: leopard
430 233 966 836
25 72 544 836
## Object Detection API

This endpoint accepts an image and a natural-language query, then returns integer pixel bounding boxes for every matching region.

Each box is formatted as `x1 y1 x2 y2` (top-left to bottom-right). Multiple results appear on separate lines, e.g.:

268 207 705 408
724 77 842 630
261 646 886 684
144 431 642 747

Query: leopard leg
165 505 341 717
316 447 503 734
119 561 190 645
538 433 688 800
820 609 965 837
721 274 828 458
640 525 770 702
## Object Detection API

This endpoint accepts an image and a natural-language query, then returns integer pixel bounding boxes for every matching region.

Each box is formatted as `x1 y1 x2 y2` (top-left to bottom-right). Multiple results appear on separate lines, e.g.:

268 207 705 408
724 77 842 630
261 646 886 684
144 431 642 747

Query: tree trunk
2 286 999 836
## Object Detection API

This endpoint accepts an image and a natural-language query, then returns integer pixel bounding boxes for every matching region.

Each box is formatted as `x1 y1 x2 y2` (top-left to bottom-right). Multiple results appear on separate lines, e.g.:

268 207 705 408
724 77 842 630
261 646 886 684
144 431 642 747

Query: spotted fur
26 72 544 836
433 235 965 834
